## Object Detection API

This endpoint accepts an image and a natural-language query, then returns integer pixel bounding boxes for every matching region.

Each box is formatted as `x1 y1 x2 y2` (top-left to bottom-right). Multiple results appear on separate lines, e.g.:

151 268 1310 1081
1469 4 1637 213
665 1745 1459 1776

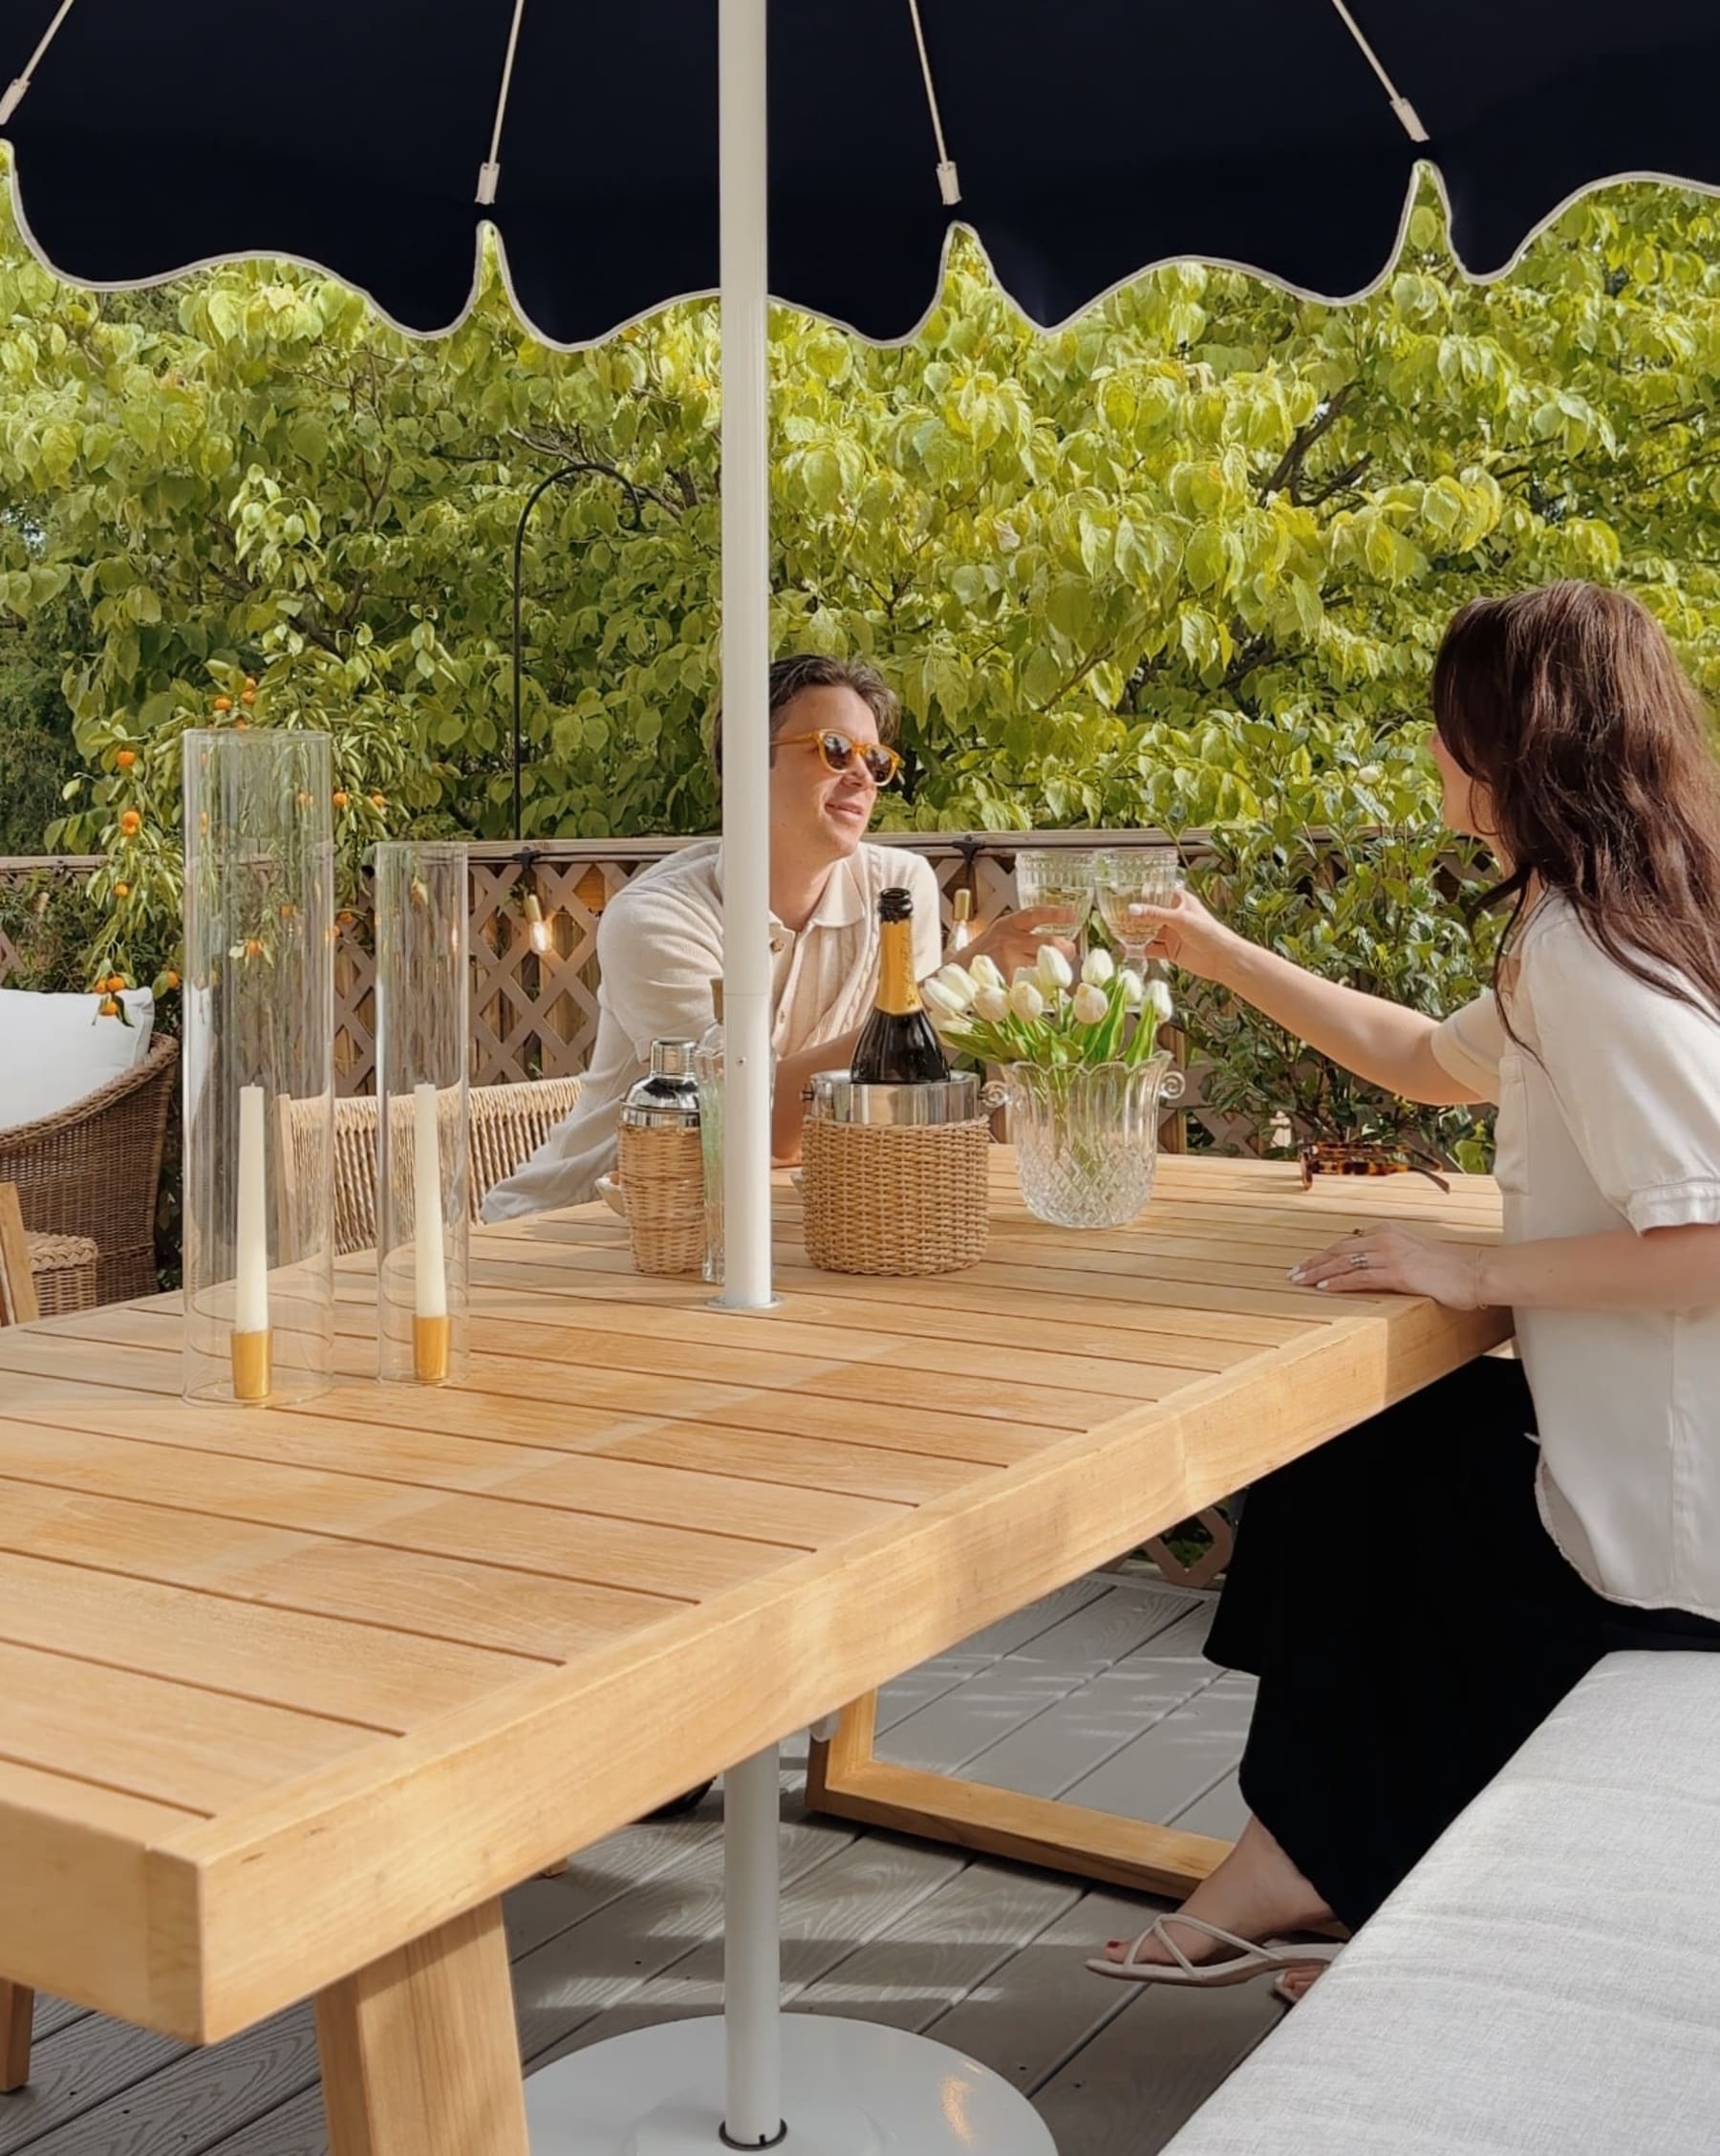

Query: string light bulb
523 889 550 956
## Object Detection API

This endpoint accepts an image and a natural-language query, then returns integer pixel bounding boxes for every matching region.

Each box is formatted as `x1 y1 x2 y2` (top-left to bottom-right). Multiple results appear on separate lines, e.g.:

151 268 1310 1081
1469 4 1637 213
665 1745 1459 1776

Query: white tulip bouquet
923 944 1173 1071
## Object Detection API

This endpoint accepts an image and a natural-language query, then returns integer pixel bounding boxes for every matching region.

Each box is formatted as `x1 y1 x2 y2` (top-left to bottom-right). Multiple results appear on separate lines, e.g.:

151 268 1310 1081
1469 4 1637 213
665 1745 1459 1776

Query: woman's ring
1347 1250 1370 1271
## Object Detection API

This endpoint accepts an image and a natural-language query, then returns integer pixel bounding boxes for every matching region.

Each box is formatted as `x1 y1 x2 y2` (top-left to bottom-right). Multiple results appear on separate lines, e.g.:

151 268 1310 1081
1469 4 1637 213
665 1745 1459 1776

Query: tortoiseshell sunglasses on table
1299 1141 1451 1194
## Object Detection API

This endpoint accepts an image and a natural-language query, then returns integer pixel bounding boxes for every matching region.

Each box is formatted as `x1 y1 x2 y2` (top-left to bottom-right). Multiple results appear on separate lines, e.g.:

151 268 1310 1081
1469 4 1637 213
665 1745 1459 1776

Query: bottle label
875 917 922 1016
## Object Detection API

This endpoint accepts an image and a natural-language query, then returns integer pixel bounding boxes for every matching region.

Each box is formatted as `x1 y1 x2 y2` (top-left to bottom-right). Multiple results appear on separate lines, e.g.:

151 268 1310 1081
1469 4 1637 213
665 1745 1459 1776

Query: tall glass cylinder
375 842 469 1385
182 730 335 1405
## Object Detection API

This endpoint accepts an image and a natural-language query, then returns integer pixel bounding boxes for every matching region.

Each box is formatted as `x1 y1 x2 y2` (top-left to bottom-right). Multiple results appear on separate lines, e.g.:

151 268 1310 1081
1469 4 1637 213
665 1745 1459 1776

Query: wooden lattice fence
1 833 1258 1149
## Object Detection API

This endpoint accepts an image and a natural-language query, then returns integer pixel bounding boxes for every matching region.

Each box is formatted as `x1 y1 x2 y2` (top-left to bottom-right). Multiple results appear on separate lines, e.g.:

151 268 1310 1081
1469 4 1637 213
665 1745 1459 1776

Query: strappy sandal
1086 1913 1344 1988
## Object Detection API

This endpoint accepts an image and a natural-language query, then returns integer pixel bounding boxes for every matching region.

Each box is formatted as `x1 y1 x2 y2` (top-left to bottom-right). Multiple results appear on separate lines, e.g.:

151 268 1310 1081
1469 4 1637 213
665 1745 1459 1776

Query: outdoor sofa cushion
0 985 155 1129
1161 1651 1720 2156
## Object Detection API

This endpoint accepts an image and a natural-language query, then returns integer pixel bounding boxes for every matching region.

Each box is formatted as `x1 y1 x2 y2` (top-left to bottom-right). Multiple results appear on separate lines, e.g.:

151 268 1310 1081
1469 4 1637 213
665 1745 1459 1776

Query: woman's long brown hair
1432 581 1720 1024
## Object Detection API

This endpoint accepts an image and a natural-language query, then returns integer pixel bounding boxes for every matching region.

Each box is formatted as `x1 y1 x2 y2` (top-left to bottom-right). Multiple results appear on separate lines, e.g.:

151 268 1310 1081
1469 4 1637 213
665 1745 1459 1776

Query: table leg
1 1980 32 2093
807 1695 1233 1900
315 1900 527 2156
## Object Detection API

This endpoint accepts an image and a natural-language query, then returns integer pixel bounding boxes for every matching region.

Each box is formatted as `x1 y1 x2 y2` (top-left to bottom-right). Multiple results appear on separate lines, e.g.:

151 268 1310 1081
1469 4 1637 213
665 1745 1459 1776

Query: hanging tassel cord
476 0 528 205
906 0 962 205
0 0 79 126
1326 0 1429 142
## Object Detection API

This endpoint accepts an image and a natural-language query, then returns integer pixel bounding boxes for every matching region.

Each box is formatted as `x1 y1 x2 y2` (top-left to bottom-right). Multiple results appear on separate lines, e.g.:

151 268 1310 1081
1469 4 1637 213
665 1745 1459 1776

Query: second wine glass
1095 847 1180 976
1013 849 1095 949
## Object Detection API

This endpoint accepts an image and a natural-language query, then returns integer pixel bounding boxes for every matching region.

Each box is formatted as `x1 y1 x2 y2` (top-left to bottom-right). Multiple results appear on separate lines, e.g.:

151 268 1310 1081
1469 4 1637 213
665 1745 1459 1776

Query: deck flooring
5 1568 1275 2155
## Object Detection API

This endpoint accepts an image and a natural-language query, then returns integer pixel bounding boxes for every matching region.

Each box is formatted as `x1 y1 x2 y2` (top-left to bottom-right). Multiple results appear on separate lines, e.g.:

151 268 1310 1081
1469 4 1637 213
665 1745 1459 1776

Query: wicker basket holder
802 1117 991 1277
617 1122 707 1277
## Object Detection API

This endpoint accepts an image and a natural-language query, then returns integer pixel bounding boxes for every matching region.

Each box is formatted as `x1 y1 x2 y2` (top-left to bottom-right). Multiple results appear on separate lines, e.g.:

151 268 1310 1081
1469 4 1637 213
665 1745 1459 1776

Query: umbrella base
524 2011 1056 2153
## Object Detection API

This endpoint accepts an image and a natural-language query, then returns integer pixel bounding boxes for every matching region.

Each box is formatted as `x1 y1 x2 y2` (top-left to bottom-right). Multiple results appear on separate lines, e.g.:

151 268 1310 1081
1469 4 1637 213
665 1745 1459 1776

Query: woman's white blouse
1431 896 1720 1618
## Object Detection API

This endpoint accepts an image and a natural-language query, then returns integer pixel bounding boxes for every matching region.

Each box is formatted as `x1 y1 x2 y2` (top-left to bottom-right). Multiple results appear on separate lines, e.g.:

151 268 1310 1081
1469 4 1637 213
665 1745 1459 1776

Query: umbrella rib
905 0 962 205
1324 0 1430 142
477 0 530 205
0 0 79 126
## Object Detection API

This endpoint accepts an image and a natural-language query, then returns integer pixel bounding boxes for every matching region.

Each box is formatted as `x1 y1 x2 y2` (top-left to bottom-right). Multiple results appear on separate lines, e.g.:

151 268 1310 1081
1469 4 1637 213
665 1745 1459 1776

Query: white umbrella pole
716 0 774 1322
716 1 785 2151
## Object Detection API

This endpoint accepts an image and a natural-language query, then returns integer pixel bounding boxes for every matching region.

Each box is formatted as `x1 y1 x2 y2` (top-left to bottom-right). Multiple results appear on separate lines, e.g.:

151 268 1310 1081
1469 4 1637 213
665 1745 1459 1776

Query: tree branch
1259 385 1356 505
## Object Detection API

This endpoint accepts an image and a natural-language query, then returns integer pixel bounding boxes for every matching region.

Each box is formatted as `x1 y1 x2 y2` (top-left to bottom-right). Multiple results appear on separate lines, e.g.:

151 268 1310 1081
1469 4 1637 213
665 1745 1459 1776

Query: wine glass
1012 849 1095 947
1095 847 1180 975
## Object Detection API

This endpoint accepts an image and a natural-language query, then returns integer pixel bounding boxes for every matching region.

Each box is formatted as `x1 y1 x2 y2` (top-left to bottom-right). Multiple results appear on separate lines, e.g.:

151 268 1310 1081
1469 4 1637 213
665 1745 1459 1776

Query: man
484 654 1061 1219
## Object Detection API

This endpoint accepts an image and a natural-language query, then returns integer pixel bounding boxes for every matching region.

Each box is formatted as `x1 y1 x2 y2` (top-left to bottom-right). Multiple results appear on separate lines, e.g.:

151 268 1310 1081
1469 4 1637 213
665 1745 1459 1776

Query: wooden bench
1161 1652 1720 2155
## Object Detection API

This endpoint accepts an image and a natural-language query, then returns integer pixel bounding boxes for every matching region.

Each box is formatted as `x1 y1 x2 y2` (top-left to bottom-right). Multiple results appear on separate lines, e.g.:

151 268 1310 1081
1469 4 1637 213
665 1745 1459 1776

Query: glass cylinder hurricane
182 730 335 1405
374 842 470 1385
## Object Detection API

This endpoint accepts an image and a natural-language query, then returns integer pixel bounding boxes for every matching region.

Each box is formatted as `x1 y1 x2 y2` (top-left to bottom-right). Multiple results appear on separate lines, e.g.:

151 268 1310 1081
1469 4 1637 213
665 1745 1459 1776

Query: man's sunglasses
778 730 903 787
1300 1140 1451 1194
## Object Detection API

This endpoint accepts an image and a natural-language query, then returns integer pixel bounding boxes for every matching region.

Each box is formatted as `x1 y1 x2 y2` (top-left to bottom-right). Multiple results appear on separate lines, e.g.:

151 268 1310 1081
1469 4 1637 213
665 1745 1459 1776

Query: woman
1092 581 1720 1999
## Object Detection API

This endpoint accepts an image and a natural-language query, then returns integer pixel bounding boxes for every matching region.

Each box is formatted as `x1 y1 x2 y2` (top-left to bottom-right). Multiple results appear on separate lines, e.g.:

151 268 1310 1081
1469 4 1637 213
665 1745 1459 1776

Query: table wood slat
0 1425 799 1601
0 1547 544 1729
0 1476 683 1660
0 1393 905 1547
0 1635 383 1812
462 1261 1266 1372
2 1313 1068 1462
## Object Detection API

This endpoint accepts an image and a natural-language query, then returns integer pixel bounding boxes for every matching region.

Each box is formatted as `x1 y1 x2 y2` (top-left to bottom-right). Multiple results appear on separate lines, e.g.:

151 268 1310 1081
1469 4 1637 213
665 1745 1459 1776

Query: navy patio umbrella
2 2 1718 344
2 5 1717 2150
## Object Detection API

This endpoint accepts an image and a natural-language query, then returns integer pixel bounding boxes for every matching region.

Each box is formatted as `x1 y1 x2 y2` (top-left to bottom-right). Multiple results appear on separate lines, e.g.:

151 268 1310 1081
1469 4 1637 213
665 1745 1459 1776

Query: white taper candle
413 1081 447 1321
234 1083 269 1334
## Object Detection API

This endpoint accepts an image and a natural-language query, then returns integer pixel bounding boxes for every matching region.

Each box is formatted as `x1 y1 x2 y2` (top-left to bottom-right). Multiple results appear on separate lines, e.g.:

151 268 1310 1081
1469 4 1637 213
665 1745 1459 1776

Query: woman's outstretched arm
1131 891 1484 1108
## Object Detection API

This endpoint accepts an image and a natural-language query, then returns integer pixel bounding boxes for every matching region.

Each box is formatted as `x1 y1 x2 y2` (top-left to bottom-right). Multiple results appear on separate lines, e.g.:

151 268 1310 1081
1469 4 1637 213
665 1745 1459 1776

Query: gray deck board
15 1572 1268 2156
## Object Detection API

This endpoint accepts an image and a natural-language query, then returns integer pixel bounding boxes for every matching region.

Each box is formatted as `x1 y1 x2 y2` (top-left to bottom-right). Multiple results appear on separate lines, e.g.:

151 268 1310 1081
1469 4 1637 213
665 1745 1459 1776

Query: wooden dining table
0 1153 1506 2152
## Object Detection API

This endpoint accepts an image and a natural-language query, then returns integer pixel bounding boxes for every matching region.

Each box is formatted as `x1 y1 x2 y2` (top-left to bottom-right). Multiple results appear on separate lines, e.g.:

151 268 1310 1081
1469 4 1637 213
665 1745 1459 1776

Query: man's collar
720 847 866 943
802 852 867 932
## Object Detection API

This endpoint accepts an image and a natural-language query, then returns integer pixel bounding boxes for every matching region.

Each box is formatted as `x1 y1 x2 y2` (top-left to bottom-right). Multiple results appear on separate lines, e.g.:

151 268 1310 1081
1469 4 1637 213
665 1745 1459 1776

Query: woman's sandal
1086 1913 1344 1989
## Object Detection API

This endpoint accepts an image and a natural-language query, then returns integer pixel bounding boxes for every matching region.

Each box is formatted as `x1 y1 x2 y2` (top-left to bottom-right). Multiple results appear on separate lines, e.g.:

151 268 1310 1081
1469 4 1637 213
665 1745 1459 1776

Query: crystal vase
1003 1055 1184 1230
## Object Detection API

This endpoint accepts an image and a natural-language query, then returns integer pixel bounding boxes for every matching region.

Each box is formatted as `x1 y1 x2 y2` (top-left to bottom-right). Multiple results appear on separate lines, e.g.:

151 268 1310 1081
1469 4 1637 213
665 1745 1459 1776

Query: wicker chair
323 1075 583 1259
0 1035 178 1305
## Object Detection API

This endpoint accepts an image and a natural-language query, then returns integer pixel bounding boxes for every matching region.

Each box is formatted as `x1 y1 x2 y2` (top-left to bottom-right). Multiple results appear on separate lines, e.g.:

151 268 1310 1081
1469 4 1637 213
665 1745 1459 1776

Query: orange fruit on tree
370 791 385 808
244 676 257 691
118 809 141 835
162 969 181 991
332 788 350 808
242 687 257 704
113 881 130 898
234 719 248 730
115 748 136 769
245 937 266 958
97 996 118 1018
213 695 232 713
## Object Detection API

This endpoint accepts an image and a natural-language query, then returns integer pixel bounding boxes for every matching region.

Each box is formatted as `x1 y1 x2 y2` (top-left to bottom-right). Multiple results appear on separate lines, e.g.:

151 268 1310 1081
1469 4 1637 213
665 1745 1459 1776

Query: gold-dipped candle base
414 1313 452 1385
230 1328 272 1402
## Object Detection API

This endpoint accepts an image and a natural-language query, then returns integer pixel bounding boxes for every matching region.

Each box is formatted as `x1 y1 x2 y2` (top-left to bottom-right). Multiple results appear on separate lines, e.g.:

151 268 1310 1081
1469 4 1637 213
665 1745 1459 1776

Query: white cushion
0 985 156 1130
1162 1653 1720 2156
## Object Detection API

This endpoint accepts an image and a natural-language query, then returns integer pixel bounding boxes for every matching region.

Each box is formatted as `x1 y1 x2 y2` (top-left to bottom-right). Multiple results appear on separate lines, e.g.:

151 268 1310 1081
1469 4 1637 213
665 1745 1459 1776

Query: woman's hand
1290 1224 1490 1310
1123 888 1242 982
965 907 1078 983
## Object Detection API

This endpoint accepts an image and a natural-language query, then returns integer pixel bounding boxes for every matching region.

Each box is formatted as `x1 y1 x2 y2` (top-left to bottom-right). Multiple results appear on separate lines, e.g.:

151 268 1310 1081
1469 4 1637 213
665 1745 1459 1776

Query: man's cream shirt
483 839 942 1219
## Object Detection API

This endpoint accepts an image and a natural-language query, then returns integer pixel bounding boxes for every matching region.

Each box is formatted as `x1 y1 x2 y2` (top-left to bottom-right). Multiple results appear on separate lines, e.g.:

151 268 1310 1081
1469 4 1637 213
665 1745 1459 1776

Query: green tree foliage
0 178 1715 1148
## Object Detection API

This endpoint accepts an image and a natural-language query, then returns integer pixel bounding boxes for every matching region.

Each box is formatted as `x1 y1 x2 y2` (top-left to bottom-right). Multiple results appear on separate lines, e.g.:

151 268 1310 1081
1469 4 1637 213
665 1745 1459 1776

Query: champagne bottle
851 888 951 1085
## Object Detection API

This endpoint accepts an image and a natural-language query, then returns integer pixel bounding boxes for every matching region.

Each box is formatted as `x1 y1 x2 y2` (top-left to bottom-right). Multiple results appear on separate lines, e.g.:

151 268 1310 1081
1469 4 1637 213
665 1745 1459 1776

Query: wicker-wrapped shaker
617 1040 706 1276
